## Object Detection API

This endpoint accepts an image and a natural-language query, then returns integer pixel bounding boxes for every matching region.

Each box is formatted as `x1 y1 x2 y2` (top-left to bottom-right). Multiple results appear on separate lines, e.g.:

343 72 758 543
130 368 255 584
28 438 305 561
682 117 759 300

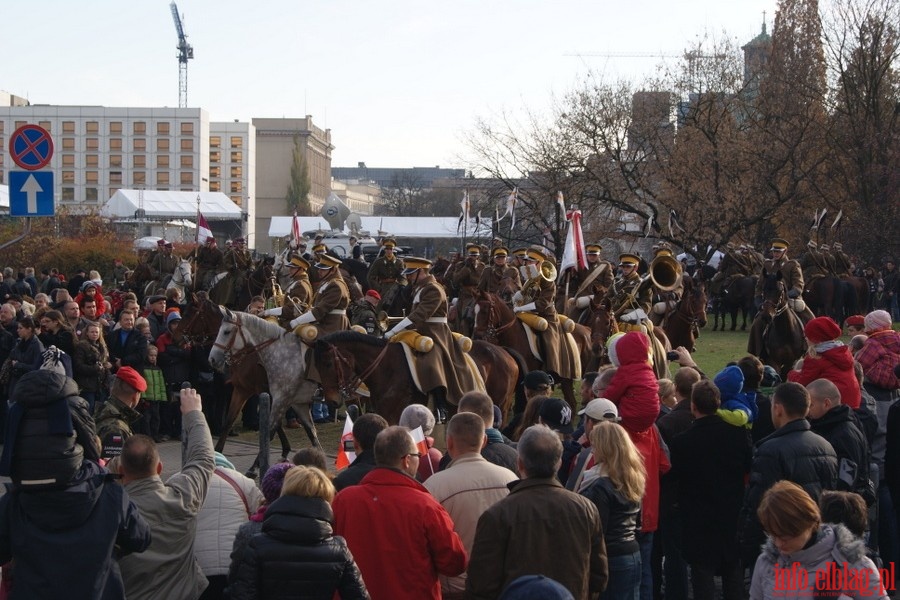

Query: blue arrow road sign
8 171 55 216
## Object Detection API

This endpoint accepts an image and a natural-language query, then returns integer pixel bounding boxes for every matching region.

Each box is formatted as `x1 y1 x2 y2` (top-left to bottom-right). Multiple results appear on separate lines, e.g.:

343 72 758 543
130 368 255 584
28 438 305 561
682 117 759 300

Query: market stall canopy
268 216 493 239
100 190 242 220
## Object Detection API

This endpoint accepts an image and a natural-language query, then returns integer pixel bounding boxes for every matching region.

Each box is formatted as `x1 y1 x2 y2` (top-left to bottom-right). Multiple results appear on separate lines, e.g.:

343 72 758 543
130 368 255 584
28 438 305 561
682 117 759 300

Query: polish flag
335 415 355 470
197 212 213 244
291 211 302 248
409 426 433 475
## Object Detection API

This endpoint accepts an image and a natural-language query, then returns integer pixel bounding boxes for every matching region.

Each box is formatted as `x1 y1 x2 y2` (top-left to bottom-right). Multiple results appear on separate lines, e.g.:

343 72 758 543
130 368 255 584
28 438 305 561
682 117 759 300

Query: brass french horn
648 254 682 292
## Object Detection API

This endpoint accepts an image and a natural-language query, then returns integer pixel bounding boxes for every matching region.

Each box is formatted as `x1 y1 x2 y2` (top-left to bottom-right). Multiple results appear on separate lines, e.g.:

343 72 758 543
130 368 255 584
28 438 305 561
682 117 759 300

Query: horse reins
213 314 278 366
329 341 391 397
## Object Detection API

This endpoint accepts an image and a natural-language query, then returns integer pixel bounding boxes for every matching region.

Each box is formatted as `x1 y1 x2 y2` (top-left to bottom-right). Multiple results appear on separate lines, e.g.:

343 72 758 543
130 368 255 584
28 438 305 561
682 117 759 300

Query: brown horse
180 297 301 456
662 276 708 352
748 271 807 379
583 296 672 379
471 291 593 412
312 331 521 424
803 276 841 322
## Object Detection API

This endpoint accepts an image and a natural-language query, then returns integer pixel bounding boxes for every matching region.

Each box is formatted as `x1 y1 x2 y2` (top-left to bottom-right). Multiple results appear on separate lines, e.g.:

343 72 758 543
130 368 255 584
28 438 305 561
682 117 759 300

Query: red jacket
788 345 861 408
333 467 467 600
605 332 660 433
628 425 671 532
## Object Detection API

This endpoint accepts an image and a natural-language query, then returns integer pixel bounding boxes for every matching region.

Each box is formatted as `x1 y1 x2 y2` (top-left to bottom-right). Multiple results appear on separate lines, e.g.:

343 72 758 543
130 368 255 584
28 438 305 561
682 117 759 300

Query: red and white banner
197 212 213 244
335 414 355 470
558 209 587 281
409 426 433 475
291 211 302 249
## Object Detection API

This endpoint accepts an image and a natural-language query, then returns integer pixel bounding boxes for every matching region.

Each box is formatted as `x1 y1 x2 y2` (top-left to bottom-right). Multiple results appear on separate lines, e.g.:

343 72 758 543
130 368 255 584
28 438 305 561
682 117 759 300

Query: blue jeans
638 531 654 600
603 551 641 600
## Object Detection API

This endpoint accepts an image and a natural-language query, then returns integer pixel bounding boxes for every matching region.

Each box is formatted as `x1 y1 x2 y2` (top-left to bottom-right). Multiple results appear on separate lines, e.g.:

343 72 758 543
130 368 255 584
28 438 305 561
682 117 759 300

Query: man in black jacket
807 378 873 504
332 413 388 491
106 311 148 374
738 382 838 569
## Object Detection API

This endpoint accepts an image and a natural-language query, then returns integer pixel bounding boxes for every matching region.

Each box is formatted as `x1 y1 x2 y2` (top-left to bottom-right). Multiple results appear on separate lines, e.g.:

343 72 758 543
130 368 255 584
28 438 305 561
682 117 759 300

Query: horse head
181 297 223 345
682 276 708 328
208 308 245 371
588 301 615 358
472 291 513 343
760 269 787 318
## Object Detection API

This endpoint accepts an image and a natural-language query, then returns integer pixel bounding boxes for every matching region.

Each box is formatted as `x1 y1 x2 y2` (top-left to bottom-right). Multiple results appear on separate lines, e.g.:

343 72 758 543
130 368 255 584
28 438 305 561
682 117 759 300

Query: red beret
804 316 842 344
845 315 865 327
116 366 147 393
365 289 382 301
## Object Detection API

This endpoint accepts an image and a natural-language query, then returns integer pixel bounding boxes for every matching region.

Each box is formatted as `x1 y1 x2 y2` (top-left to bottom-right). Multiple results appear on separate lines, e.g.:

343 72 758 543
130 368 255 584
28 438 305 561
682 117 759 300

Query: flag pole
196 194 201 245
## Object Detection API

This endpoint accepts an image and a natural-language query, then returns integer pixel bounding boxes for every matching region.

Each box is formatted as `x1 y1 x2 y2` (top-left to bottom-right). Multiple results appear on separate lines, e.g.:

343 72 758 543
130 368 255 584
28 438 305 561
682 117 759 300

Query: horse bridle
212 313 277 366
762 282 789 317
475 296 515 344
326 340 391 399
181 303 215 345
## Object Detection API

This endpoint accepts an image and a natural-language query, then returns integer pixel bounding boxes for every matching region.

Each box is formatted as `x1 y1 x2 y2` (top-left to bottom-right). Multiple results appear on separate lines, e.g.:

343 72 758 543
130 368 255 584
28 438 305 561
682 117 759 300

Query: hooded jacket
788 344 862 409
0 370 99 487
0 461 151 600
604 332 659 433
228 495 369 600
809 405 872 502
715 365 758 425
750 524 887 599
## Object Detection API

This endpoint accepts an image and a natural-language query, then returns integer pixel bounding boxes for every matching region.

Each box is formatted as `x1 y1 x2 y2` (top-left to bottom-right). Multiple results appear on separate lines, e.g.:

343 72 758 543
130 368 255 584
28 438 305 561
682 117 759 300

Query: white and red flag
197 212 213 244
335 414 356 470
558 209 587 281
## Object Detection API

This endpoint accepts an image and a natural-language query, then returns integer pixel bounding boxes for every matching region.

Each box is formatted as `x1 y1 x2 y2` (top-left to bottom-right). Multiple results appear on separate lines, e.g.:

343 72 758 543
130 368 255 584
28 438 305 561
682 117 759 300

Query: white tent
100 190 242 220
268 216 493 239
0 184 8 209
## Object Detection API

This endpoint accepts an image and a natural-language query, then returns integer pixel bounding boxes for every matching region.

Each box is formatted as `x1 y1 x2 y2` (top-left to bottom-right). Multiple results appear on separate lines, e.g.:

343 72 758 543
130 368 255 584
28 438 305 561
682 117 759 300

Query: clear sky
2 1 776 169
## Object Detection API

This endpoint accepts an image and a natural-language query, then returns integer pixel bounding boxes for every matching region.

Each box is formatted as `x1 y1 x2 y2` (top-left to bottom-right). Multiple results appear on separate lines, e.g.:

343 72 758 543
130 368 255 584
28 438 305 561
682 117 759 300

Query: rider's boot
433 388 449 425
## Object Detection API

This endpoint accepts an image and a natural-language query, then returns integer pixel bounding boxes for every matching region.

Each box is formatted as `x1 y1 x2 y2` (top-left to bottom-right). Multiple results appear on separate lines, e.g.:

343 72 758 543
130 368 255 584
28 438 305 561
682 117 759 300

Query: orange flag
335 415 355 470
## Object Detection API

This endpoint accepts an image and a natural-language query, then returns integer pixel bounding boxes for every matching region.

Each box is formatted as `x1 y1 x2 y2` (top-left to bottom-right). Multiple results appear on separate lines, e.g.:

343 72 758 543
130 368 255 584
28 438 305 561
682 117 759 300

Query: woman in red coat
788 316 861 409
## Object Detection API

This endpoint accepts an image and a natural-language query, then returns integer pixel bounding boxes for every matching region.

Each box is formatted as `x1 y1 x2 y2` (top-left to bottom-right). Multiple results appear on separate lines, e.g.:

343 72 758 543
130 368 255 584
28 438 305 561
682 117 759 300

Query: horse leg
295 380 322 449
215 388 250 453
275 425 291 459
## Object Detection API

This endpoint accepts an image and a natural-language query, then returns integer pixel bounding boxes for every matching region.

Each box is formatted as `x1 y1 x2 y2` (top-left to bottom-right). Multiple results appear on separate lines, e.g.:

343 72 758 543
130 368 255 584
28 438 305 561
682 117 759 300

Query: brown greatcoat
477 264 521 294
408 274 481 405
521 276 578 380
310 275 350 336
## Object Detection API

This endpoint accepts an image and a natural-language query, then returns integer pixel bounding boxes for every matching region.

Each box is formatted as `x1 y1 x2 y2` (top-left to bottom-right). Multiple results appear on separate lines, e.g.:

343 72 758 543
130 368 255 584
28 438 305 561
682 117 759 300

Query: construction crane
170 2 194 108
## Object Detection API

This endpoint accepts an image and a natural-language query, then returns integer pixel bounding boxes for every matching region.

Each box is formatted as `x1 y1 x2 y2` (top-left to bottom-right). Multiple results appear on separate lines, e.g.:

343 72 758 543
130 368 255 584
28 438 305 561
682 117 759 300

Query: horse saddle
390 330 434 353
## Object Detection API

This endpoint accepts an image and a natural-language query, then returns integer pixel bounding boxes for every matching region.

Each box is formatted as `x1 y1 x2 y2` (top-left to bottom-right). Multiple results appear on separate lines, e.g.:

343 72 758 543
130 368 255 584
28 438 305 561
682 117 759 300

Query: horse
124 263 154 302
839 276 869 321
712 275 757 332
166 259 193 298
662 276 708 352
803 276 841 322
470 291 593 412
312 331 522 424
180 297 296 456
748 270 807 379
205 308 321 468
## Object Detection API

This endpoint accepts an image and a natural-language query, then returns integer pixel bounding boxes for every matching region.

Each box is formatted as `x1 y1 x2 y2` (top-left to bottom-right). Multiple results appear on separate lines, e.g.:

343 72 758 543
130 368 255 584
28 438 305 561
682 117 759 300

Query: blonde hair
281 465 335 504
657 378 675 400
590 421 646 503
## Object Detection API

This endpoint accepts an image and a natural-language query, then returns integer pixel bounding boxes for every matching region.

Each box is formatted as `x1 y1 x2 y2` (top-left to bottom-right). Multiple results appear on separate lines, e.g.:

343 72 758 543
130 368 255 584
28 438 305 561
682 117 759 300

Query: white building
0 106 210 210
210 120 257 246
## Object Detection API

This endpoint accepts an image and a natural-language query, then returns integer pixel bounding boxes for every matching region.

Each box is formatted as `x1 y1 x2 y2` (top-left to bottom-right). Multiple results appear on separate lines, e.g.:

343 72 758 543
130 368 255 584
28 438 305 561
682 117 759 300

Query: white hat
578 398 620 422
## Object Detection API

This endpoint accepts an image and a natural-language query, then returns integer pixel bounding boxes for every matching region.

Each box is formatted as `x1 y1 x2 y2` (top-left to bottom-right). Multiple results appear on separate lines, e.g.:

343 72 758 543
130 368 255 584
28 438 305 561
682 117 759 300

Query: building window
86 188 98 202
209 166 220 178
110 155 123 168
86 154 99 167
157 172 170 185
62 121 75 134
110 121 123 134
86 138 99 151
38 121 52 132
210 181 221 192
231 151 242 163
230 166 242 178
180 172 193 185
210 150 221 162
181 138 193 151
62 138 75 150
62 155 75 167
62 188 75 201
157 155 170 168
134 155 146 168
110 172 123 185
110 138 123 151
231 196 243 206
134 121 146 135
180 155 193 168
158 122 170 135
134 139 146 151
157 138 170 152
230 136 243 148
134 172 146 185
109 187 119 196
86 121 99 134
15 121 27 129
230 181 243 193
181 122 194 135
86 171 99 184
210 136 221 148
62 171 75 183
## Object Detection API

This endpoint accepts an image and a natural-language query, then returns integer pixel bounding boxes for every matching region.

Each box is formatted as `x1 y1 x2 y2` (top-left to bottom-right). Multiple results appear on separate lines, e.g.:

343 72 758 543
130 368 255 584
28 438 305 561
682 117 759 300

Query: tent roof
100 190 242 220
0 185 8 209
268 216 493 239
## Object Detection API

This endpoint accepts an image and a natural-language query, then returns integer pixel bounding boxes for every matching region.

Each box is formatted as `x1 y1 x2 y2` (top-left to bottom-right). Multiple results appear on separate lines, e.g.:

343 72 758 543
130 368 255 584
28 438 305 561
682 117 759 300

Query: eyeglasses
406 452 422 459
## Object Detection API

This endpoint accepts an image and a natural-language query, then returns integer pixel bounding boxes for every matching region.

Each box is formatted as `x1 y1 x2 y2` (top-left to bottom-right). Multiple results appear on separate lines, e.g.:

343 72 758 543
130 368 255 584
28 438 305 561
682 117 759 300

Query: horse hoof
245 469 258 479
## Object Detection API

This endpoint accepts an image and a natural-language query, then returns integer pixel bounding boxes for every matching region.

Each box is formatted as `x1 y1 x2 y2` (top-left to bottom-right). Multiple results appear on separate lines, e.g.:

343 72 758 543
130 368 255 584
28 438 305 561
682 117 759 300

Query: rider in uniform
384 257 483 423
224 236 253 303
649 243 685 327
567 243 614 321
754 238 815 323
149 241 180 285
818 244 837 276
452 243 486 332
832 243 853 277
287 254 350 336
514 247 579 384
477 246 521 300
366 238 406 310
709 242 751 296
800 240 830 282
605 253 653 332
263 256 314 325
193 236 224 291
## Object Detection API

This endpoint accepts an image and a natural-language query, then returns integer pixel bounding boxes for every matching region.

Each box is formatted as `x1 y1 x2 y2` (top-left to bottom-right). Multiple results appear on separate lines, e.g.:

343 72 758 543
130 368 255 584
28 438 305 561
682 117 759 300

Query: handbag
0 357 13 387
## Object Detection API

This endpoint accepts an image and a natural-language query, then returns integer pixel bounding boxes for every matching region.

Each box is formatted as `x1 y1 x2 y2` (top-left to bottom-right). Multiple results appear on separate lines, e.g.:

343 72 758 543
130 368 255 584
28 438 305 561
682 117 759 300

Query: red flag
197 212 213 244
409 426 432 475
558 209 587 280
335 414 355 470
291 211 302 248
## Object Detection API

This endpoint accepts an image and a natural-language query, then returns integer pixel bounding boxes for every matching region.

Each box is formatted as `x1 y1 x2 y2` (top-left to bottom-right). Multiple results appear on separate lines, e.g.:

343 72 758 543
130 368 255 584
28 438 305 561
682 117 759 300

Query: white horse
166 259 193 298
207 307 320 452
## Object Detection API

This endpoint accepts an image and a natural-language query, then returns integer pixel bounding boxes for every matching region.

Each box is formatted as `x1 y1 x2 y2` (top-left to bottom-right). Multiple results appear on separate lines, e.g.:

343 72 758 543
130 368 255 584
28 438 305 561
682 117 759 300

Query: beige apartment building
209 120 257 245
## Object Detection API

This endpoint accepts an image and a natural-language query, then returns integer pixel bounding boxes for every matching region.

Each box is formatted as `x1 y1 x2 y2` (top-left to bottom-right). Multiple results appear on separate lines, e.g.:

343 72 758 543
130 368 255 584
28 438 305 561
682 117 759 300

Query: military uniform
149 248 180 280
799 241 830 282
567 243 614 321
385 258 483 411
477 247 521 299
710 244 751 295
194 243 224 290
263 256 315 327
754 238 814 322
349 299 383 336
452 244 486 332
94 395 141 461
366 239 406 309
606 254 653 324
832 243 853 277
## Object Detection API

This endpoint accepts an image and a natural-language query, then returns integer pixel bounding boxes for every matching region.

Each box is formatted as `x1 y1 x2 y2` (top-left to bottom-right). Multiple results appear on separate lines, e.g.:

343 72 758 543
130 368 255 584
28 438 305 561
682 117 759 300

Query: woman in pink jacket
788 316 861 409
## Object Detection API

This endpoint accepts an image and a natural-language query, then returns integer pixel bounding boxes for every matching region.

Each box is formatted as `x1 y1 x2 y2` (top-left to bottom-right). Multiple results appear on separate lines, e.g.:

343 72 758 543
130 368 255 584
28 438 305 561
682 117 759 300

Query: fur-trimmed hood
760 523 867 564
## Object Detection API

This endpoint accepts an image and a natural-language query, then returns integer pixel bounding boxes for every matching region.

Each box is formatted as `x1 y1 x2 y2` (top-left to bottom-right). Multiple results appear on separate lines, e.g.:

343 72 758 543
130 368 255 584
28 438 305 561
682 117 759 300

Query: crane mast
170 2 194 108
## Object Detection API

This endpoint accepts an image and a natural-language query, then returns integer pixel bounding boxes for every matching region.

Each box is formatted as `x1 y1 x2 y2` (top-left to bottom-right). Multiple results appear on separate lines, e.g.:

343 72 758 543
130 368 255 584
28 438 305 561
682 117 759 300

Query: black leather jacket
580 475 641 556
228 495 369 600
